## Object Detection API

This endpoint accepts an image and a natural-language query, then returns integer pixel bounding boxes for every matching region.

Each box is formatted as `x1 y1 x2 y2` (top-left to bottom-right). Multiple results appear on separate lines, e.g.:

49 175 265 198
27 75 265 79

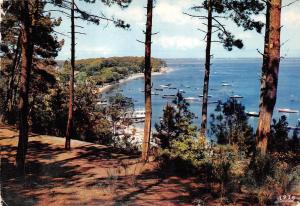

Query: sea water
103 58 300 131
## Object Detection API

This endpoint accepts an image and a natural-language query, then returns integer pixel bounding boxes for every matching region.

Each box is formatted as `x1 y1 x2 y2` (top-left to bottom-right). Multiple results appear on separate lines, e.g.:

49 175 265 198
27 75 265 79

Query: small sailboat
278 108 299 113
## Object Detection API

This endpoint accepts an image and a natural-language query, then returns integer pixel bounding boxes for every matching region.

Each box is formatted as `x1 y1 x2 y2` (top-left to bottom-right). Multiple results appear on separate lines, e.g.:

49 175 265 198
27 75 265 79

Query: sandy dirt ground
1 125 232 206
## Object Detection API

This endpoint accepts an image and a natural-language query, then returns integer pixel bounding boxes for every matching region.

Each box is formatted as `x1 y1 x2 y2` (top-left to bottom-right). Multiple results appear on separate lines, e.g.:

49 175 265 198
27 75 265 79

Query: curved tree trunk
16 0 33 173
256 0 282 156
142 0 153 161
65 0 75 150
200 0 212 140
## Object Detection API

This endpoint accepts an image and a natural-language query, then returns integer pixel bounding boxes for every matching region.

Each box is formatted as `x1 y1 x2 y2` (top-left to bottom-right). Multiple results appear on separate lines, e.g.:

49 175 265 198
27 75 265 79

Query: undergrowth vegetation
155 96 300 204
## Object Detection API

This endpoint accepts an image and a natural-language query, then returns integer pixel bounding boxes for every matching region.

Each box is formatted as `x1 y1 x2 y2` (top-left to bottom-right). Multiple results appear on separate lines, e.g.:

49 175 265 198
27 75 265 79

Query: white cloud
154 0 200 26
157 35 203 50
282 9 300 26
77 46 113 58
121 7 145 26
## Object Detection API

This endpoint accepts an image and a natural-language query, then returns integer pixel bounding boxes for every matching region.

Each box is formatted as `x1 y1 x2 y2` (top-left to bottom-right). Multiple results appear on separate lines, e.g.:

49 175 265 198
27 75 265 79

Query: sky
48 0 300 60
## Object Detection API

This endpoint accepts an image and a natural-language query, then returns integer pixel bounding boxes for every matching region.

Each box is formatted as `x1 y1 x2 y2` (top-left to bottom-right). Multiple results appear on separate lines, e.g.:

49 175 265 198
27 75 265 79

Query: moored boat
184 97 201 102
162 94 176 99
278 108 299 113
246 111 259 117
230 95 243 99
222 83 232 86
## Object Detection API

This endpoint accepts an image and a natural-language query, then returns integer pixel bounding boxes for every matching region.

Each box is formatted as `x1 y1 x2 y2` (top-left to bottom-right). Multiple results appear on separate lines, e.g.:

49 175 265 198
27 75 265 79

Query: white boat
184 97 201 102
230 95 243 99
287 126 300 130
278 108 299 113
96 100 108 106
160 84 169 88
222 83 232 86
151 92 159 95
131 109 145 122
246 111 259 117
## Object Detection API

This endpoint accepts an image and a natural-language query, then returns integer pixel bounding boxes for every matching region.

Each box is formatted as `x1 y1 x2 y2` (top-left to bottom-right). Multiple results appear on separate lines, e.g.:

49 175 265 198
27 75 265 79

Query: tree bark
256 0 282 156
65 0 75 150
142 0 153 161
16 0 33 173
200 0 213 140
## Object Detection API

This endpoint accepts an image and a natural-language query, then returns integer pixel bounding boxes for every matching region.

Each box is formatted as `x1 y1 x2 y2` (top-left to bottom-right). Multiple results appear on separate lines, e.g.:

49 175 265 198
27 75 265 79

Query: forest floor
0 125 256 206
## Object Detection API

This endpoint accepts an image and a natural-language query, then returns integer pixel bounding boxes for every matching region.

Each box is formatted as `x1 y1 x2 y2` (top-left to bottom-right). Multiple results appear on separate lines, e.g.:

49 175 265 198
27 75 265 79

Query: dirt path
0 125 210 206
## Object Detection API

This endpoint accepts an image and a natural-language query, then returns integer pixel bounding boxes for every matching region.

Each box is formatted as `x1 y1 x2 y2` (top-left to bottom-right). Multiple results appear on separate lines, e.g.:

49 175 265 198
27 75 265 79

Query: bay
103 58 300 131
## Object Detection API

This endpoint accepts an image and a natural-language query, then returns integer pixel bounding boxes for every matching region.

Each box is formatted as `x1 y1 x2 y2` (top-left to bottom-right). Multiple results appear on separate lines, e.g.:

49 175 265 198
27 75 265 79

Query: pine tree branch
282 0 300 8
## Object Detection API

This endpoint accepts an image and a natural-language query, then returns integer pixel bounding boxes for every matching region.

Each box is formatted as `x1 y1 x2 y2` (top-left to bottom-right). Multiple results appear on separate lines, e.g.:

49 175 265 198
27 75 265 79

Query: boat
179 89 185 93
230 95 243 99
96 101 108 106
222 83 232 86
278 108 299 113
198 95 212 98
160 84 169 88
155 88 163 91
208 101 219 104
287 126 300 131
168 87 177 90
184 97 200 102
130 109 145 122
246 111 259 117
151 92 159 95
162 94 176 99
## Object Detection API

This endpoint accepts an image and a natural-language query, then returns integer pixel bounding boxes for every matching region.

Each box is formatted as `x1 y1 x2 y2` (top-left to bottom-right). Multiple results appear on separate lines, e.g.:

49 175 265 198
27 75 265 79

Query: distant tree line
59 57 166 86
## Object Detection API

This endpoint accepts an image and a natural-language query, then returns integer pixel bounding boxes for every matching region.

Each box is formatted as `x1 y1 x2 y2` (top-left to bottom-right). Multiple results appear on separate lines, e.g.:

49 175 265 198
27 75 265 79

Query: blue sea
103 58 300 131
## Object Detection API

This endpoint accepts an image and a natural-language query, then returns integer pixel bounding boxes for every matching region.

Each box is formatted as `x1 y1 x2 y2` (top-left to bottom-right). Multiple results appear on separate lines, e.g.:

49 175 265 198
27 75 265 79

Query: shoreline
95 67 173 94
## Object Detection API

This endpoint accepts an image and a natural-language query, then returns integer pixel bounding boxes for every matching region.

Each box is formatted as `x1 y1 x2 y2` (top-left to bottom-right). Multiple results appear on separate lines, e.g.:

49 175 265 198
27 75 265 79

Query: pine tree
142 0 154 161
48 0 131 150
186 0 264 140
154 92 197 150
256 0 282 156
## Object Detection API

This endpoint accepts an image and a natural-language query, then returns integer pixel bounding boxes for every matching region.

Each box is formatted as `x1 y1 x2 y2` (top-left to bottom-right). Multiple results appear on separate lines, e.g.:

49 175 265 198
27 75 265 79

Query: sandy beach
95 67 172 94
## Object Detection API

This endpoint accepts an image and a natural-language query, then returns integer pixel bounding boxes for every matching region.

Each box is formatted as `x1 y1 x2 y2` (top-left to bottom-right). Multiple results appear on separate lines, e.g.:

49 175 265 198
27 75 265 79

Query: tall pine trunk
142 0 153 161
65 0 75 150
200 0 212 139
16 0 33 172
256 0 282 156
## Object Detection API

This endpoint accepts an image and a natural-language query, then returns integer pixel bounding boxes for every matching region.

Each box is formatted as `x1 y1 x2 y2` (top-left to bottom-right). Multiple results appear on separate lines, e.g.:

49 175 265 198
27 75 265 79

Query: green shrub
209 99 255 155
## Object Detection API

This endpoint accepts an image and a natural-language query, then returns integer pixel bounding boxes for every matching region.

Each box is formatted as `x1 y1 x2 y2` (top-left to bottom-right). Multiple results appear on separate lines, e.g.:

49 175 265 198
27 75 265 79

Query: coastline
95 67 172 94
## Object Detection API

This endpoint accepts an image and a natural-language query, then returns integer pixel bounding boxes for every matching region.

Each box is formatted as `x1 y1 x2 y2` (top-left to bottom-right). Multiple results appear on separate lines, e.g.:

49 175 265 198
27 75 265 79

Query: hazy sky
49 0 300 60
